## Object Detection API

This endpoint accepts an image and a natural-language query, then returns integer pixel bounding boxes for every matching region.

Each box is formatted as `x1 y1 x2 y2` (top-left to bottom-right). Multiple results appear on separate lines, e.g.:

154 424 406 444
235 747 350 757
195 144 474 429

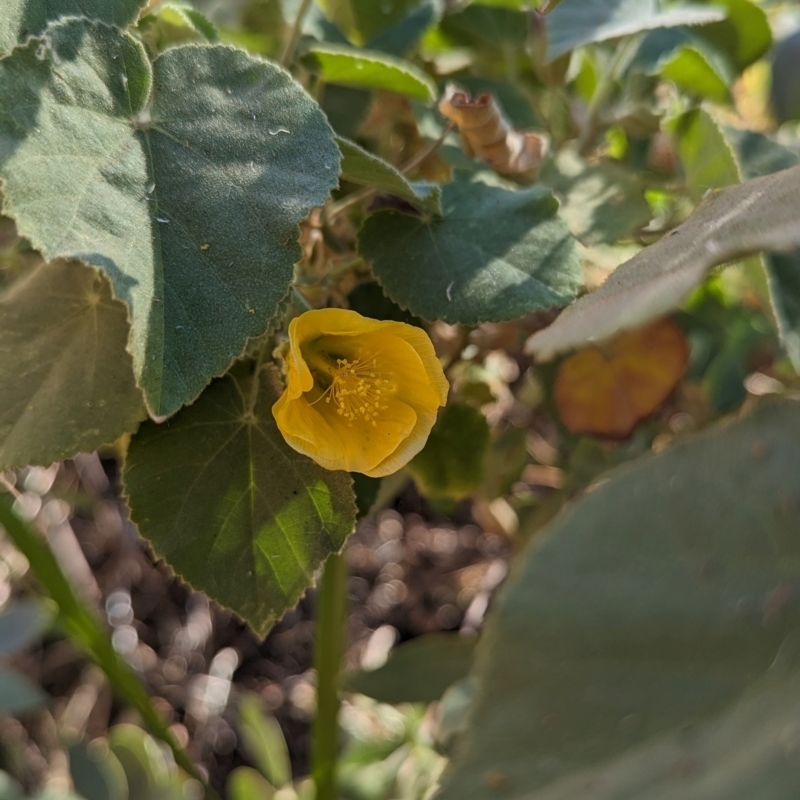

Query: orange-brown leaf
438 84 548 179
553 318 689 438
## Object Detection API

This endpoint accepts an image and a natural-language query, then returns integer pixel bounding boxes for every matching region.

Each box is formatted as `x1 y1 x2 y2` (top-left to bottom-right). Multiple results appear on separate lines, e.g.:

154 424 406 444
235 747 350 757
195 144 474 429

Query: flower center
308 350 395 427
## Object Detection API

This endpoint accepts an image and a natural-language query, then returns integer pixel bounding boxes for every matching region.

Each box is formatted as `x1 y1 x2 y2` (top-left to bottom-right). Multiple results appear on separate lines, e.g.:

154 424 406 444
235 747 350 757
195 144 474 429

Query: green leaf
772 32 800 124
722 127 800 373
513 667 800 799
540 148 651 245
408 403 490 498
439 5 529 51
344 633 476 704
0 498 201 784
68 740 128 800
0 260 146 470
527 165 800 359
352 472 382 520
0 19 340 418
365 0 441 57
337 136 441 215
123 375 357 636
0 0 146 55
138 2 220 51
227 767 276 800
0 600 51 655
723 126 800 180
238 694 291 788
693 0 771 71
659 45 731 103
107 724 170 798
301 44 437 102
0 666 46 713
437 400 800 800
765 251 800 373
672 107 740 199
317 0 422 44
359 179 581 324
634 29 733 103
545 0 726 62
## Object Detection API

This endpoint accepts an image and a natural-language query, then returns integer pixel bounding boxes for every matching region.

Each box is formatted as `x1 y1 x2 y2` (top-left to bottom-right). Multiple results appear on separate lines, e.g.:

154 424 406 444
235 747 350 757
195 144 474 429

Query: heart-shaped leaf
123 375 356 635
0 0 147 54
0 19 340 418
360 180 580 324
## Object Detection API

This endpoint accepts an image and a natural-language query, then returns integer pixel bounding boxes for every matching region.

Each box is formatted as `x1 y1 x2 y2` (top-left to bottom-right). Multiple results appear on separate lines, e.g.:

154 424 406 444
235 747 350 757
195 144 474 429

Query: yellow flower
272 308 448 477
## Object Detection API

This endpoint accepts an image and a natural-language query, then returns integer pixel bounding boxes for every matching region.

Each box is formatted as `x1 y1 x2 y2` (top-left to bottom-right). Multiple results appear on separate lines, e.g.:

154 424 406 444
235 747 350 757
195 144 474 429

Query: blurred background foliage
2 0 800 798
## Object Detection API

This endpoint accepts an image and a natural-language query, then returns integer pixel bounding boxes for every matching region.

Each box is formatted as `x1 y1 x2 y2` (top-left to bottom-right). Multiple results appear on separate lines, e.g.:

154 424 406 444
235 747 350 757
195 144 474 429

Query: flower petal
368 404 439 478
381 322 450 407
318 394 418 474
272 389 350 471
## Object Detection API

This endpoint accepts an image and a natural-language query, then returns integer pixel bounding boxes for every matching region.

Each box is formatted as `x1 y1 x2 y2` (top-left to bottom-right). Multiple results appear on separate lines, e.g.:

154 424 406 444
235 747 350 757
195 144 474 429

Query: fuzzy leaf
0 0 146 54
438 400 800 799
0 261 145 470
337 136 441 215
301 43 436 102
123 376 356 636
541 148 651 245
360 179 580 324
528 165 800 359
0 19 340 418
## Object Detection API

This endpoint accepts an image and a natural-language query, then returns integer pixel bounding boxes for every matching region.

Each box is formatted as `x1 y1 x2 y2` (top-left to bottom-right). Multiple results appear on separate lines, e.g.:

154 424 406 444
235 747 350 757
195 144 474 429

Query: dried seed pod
438 84 549 180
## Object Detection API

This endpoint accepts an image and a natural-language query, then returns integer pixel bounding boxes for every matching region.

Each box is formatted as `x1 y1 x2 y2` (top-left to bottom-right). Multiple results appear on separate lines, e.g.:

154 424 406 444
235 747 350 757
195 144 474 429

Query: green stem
0 494 214 798
577 35 642 153
280 0 315 67
312 552 348 800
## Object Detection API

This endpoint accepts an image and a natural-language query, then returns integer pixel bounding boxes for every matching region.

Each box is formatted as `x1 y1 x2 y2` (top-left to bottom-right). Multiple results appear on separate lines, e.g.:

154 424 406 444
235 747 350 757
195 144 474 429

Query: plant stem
0 490 214 797
322 121 455 224
280 0 315 67
577 35 642 153
311 552 349 800
292 285 313 311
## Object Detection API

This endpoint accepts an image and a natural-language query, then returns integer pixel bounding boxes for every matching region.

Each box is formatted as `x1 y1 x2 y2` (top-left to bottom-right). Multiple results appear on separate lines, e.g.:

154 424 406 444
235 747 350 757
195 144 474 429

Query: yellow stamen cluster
323 353 394 427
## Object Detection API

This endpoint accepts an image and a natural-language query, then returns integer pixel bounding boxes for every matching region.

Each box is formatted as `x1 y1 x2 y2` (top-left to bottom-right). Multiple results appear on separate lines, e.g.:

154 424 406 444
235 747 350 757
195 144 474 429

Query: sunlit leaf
0 18 339 418
634 29 732 103
123 375 357 636
360 179 580 324
694 0 771 70
301 43 437 102
527 166 800 359
540 148 651 244
238 695 291 788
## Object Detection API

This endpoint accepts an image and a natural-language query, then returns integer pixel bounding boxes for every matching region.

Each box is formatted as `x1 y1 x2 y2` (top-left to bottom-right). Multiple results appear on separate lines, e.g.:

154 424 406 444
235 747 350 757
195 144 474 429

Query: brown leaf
553 318 689 438
438 84 548 180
